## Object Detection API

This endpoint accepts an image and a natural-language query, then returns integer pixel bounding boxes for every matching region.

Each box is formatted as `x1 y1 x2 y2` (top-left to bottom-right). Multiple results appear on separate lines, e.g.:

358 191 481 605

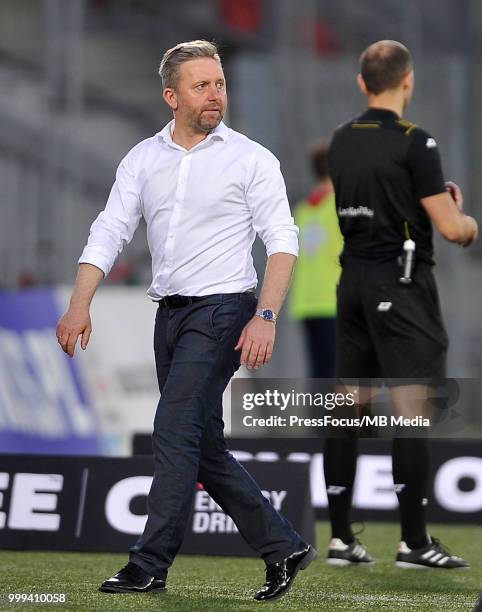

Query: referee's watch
255 308 278 323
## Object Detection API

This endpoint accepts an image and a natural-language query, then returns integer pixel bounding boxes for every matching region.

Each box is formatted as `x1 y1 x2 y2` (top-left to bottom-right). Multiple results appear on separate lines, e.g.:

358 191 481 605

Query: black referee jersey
328 108 446 265
328 108 449 379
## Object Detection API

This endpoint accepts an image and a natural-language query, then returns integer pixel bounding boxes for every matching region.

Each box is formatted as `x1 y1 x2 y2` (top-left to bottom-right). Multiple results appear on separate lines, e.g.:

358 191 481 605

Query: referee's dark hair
309 141 330 181
360 40 413 95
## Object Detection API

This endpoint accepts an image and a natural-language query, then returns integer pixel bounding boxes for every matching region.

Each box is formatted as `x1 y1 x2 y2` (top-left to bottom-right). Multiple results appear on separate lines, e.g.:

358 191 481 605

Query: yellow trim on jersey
351 123 381 129
397 119 418 135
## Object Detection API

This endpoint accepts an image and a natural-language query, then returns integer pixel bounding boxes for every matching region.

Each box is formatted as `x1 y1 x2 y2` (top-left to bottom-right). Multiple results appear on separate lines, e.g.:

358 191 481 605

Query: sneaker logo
426 138 437 148
393 483 406 493
353 544 365 559
377 301 392 312
326 485 347 495
422 549 436 559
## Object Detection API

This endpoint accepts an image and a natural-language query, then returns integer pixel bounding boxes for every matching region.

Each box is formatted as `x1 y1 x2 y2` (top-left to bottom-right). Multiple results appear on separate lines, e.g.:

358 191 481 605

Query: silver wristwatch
255 308 277 323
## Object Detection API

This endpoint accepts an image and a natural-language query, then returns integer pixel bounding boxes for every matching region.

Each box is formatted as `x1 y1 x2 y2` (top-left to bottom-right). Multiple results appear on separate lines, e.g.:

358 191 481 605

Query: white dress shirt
79 120 299 298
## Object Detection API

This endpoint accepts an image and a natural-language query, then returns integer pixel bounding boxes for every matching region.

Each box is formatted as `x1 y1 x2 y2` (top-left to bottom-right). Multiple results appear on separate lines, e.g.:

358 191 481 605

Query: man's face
166 57 227 133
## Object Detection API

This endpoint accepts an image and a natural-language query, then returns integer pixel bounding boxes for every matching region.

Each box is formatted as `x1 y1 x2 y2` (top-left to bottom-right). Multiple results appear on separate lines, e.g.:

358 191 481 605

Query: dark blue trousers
129 292 304 577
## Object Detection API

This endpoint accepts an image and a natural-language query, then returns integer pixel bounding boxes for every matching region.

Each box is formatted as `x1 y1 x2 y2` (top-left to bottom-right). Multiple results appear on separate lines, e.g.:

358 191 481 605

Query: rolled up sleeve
78 154 142 276
245 148 299 257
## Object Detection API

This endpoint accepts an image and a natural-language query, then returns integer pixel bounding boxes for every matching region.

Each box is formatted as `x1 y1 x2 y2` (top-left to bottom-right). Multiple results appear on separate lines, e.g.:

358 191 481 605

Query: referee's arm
421 192 478 247
407 128 478 247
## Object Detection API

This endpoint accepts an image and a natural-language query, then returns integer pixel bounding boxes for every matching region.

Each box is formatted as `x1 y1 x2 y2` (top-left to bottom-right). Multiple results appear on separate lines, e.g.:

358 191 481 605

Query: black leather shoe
99 562 166 594
254 545 317 602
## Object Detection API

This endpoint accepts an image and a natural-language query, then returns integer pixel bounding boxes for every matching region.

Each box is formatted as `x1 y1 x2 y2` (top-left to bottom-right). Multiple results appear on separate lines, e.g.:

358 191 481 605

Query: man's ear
357 74 368 96
163 88 178 111
402 69 414 91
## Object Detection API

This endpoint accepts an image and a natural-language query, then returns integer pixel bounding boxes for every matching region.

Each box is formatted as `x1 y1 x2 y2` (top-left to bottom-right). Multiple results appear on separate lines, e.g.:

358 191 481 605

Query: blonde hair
159 40 221 89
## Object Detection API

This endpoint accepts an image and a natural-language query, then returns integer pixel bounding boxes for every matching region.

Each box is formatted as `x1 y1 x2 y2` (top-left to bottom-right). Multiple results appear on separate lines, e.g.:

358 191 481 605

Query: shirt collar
360 107 400 121
158 120 229 148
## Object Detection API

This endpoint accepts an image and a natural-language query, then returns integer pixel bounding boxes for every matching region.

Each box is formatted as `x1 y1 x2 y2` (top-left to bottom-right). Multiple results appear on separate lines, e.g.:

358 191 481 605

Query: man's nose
207 84 222 99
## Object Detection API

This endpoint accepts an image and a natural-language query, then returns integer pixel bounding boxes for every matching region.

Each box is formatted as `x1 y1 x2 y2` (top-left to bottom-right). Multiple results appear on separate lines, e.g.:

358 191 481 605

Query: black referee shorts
335 259 448 379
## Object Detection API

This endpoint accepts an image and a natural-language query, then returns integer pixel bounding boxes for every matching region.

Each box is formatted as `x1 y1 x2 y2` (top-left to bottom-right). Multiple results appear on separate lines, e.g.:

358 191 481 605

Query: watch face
263 309 274 320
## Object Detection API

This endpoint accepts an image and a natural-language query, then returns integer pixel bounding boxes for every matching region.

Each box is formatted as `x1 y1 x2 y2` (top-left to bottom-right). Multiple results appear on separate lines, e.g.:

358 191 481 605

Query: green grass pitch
1 522 480 611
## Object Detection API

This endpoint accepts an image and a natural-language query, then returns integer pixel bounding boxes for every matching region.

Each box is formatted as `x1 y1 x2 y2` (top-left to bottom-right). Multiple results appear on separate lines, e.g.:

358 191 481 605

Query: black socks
392 436 430 550
323 435 358 544
324 434 430 550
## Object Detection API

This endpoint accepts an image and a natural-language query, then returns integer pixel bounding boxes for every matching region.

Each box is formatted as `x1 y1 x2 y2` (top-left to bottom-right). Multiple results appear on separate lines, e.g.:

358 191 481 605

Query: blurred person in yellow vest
290 141 343 378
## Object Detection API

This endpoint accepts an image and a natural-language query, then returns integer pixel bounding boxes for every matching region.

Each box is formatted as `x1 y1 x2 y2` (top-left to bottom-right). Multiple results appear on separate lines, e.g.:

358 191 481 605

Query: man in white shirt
56 40 316 602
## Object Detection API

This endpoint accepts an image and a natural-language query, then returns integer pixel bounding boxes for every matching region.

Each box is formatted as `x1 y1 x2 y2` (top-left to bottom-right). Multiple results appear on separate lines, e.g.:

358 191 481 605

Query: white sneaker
326 538 375 566
396 537 470 569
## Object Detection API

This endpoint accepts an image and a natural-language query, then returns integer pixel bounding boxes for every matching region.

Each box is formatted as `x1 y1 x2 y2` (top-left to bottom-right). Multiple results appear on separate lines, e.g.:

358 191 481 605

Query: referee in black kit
323 40 478 569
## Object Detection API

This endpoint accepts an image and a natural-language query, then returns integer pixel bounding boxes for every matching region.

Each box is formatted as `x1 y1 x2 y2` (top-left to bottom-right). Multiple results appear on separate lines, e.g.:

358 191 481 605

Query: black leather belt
158 289 256 309
158 295 209 309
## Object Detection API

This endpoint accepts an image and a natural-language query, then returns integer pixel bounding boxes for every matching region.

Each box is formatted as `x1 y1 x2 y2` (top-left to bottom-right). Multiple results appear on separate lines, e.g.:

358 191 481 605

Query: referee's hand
235 317 275 369
462 216 479 247
56 305 92 358
446 181 463 210
445 181 478 246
